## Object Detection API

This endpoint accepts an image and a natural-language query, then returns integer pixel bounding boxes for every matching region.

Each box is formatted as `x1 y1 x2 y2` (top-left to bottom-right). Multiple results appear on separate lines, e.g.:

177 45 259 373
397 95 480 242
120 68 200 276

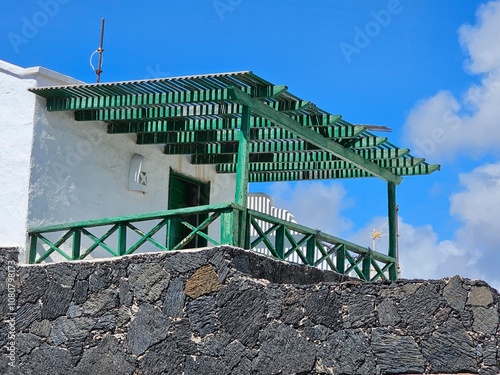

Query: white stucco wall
0 60 237 262
0 62 38 248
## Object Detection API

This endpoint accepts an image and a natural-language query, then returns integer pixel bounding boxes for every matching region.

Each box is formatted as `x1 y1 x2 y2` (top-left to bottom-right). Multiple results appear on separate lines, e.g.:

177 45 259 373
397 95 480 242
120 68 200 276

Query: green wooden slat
216 157 425 174
80 226 119 258
228 86 402 184
107 114 348 133
135 126 365 145
45 85 288 111
125 219 170 254
249 169 374 182
190 149 411 165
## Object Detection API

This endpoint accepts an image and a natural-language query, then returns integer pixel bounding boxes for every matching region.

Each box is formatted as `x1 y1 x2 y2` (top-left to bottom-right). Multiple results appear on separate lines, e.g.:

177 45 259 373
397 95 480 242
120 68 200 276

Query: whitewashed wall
0 60 237 262
0 62 38 249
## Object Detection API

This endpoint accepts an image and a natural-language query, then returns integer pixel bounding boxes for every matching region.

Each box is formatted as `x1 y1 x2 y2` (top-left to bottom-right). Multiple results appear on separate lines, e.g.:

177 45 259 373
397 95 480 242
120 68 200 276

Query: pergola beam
44 85 288 111
228 87 403 184
107 115 351 133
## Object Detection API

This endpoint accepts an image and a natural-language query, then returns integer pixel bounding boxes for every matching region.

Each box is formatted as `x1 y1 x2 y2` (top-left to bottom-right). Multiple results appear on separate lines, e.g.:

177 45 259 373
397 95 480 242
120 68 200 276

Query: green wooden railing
28 203 396 281
247 209 395 281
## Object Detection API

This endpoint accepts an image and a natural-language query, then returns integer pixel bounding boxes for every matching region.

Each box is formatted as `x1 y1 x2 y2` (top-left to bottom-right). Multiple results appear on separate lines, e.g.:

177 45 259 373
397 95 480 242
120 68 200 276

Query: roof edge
0 60 84 86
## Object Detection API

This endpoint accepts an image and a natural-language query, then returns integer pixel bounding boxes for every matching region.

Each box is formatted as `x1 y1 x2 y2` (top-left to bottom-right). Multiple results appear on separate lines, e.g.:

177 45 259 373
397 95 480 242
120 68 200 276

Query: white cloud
259 164 500 292
403 0 500 160
348 213 499 292
265 181 354 235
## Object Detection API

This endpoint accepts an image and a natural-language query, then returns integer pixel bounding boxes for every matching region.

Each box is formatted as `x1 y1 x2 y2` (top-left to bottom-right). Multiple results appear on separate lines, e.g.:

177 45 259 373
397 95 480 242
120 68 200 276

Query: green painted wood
336 244 346 274
29 234 38 264
228 86 402 184
72 229 81 260
306 237 316 266
117 223 127 256
387 181 398 280
275 225 285 259
248 209 395 263
362 254 372 281
220 210 236 245
125 219 169 254
135 126 365 145
369 258 388 281
28 203 236 233
216 157 426 174
190 149 412 166
235 106 251 207
107 115 349 134
44 85 288 111
33 230 74 263
313 241 338 271
80 226 119 259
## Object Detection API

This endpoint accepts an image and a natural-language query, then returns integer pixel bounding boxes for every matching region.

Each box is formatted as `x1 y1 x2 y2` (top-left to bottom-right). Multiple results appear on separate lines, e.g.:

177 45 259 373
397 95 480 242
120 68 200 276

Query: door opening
168 171 210 249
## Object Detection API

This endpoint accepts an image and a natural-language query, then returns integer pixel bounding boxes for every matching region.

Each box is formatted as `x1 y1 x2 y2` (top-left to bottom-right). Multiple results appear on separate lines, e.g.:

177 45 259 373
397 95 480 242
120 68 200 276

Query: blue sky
2 0 499 290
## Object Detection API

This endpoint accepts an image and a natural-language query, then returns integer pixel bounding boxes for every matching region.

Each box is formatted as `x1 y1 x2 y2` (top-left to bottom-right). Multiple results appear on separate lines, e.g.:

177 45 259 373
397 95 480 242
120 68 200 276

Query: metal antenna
90 18 106 83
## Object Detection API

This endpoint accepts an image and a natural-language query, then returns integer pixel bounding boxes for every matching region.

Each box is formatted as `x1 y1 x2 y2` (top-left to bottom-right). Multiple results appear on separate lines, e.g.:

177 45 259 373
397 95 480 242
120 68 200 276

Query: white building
0 60 235 262
0 59 439 281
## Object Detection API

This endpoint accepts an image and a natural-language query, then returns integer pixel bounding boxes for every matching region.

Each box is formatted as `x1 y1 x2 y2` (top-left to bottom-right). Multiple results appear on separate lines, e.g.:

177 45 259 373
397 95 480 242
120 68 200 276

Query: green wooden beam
189 149 410 165
234 106 251 248
234 106 251 207
387 181 398 280
228 87 402 184
45 85 288 111
249 169 374 182
107 115 351 134
136 129 383 146
216 157 425 173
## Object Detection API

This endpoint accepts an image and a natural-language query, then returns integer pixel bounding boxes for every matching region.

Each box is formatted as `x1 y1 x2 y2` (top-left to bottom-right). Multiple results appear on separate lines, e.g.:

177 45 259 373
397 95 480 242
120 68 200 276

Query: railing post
362 253 371 281
118 223 127 256
29 234 38 264
306 236 315 266
275 225 285 259
72 229 81 260
387 181 398 280
336 244 345 274
221 209 236 245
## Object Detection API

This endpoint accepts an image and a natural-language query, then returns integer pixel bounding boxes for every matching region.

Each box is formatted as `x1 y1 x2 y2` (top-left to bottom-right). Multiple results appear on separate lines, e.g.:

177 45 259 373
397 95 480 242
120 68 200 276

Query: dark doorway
168 170 210 249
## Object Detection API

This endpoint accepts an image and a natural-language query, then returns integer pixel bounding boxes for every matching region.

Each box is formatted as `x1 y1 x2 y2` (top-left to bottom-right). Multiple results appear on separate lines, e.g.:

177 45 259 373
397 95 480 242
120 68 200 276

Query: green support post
362 254 371 281
306 236 315 266
29 234 38 264
117 223 127 256
220 209 236 245
275 225 285 259
387 181 398 280
336 244 345 274
72 229 81 260
234 106 251 248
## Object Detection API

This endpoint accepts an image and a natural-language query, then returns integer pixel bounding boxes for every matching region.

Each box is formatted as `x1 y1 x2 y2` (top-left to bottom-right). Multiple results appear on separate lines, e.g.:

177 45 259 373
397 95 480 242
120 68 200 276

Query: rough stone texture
127 303 170 356
372 327 426 374
184 264 223 299
163 277 185 317
2 246 499 375
468 285 495 306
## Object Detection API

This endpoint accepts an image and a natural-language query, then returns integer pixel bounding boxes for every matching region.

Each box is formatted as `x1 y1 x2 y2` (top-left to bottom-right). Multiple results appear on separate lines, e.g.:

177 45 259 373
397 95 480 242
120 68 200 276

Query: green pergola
29 71 439 279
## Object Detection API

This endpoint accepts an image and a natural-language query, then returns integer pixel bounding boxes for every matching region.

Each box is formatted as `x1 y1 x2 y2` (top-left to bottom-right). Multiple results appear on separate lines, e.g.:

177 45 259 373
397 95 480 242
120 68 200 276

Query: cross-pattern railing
28 203 397 281
247 209 396 281
28 203 240 264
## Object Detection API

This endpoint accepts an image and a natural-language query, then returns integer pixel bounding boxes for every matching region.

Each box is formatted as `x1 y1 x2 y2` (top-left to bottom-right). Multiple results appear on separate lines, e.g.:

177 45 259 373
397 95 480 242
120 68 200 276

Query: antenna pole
95 18 105 83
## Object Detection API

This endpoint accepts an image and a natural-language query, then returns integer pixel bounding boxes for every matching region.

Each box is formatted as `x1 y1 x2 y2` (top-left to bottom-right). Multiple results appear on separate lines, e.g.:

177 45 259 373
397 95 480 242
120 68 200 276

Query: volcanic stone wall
1 246 499 374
